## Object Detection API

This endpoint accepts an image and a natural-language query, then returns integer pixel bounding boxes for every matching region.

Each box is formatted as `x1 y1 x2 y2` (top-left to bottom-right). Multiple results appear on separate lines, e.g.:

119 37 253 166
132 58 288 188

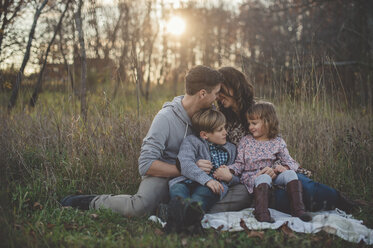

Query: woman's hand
196 159 213 174
274 164 289 174
256 166 277 179
213 165 233 182
206 180 224 194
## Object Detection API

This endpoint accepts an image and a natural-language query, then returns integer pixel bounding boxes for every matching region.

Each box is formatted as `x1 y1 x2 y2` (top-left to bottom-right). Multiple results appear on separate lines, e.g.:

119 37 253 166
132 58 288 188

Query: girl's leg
253 174 274 223
272 173 339 213
277 171 311 221
273 170 298 186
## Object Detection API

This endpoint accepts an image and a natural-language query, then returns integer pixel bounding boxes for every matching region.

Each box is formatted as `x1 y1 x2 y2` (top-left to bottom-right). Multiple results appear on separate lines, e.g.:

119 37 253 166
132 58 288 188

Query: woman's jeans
273 173 339 213
170 181 220 212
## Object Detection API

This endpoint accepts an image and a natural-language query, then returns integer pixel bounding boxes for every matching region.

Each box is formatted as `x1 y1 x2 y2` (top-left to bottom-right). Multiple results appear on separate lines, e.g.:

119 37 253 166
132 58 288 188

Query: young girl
214 101 312 223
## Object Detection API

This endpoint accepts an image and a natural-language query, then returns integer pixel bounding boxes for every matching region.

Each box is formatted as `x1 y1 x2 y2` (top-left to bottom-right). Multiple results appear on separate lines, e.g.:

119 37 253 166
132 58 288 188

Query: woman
209 66 355 214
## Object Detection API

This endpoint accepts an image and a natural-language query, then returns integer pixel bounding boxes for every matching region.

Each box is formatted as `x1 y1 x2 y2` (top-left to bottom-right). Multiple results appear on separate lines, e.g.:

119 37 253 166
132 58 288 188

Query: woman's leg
272 173 339 213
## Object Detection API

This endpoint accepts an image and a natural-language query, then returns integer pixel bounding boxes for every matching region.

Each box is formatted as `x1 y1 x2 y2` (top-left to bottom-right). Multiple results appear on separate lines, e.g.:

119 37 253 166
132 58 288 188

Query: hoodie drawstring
184 123 188 138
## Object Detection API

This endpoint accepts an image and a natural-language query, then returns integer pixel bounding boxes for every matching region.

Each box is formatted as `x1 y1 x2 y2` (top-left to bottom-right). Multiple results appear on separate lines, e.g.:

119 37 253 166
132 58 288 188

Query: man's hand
213 165 233 182
196 159 213 174
206 180 224 194
256 166 277 179
274 164 289 174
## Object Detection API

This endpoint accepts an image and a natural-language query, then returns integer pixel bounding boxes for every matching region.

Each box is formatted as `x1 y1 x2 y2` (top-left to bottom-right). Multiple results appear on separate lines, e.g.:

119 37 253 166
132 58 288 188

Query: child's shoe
286 180 312 222
164 197 186 233
253 183 275 223
184 201 205 234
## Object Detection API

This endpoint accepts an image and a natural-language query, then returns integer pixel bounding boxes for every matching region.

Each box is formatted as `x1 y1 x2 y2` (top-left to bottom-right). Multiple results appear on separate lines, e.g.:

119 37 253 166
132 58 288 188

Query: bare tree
0 0 26 58
113 2 130 99
7 0 48 111
58 28 74 92
75 0 87 121
29 0 72 107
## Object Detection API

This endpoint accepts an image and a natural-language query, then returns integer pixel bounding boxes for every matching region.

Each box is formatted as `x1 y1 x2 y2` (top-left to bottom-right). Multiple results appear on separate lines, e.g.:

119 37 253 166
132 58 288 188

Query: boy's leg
208 183 252 213
169 182 191 200
190 184 220 212
166 182 192 233
90 176 169 217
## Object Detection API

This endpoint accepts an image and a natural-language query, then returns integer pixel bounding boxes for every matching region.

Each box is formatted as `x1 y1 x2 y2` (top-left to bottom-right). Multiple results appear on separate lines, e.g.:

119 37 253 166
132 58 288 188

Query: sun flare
166 16 186 36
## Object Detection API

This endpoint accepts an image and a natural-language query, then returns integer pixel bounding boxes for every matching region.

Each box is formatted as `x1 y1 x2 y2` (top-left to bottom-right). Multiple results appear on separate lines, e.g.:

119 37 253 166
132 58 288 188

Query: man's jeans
272 173 339 213
169 181 220 212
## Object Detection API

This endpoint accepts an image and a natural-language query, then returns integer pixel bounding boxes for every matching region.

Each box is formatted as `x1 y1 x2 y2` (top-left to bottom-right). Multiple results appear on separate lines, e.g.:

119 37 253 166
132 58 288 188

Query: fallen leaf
90 213 99 219
311 235 323 242
280 223 296 238
154 228 164 235
240 219 250 234
33 202 43 210
247 230 264 239
47 223 55 229
64 223 78 230
240 219 264 239
216 225 224 231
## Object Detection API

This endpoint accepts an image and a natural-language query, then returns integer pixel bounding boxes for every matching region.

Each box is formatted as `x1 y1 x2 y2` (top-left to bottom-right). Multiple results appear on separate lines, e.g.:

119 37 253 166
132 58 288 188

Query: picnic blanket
149 208 373 244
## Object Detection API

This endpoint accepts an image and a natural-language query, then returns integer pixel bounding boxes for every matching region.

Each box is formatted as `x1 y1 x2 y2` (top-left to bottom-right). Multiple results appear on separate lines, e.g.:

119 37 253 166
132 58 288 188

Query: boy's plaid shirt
208 142 228 177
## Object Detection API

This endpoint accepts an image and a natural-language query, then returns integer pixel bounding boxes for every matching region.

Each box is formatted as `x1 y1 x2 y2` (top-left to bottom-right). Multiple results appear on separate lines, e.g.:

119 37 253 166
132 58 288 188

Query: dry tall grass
0 90 371 208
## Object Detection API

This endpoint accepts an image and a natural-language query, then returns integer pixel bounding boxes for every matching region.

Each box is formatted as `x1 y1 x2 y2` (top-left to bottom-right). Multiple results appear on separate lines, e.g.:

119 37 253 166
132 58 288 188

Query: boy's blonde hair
192 108 226 135
247 101 279 139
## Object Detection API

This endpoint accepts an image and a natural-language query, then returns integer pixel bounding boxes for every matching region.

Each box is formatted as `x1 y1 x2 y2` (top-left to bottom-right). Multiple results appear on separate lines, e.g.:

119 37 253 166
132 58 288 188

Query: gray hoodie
138 96 193 176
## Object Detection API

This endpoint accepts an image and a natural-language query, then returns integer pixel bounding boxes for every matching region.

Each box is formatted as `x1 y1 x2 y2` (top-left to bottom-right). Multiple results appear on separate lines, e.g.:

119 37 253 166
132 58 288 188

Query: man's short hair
185 65 223 95
192 108 226 135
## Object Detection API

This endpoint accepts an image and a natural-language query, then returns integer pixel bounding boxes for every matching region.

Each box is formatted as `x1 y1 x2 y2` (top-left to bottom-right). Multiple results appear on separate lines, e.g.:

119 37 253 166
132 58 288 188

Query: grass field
0 83 372 247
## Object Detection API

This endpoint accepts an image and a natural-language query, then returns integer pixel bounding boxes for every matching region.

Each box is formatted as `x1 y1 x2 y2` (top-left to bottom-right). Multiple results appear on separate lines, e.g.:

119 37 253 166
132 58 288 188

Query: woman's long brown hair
218 67 255 130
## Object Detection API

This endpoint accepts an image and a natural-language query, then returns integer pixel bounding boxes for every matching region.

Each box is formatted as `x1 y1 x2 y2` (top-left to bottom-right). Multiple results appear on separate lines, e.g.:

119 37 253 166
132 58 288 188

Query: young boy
162 108 239 233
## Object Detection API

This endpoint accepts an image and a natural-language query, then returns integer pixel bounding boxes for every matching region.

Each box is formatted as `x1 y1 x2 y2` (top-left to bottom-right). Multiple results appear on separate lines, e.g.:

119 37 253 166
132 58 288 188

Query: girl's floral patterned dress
228 135 299 193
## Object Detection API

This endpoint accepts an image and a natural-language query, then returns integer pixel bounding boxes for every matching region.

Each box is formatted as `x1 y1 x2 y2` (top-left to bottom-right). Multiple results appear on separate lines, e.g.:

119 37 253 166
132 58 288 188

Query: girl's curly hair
217 66 255 130
247 101 279 139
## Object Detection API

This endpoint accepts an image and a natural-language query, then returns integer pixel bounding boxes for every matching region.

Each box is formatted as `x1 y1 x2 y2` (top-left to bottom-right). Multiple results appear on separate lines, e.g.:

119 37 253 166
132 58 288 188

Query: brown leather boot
253 183 275 223
286 180 312 222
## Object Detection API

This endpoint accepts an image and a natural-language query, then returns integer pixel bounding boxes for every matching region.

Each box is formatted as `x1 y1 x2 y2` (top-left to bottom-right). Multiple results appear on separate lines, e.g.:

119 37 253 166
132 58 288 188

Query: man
61 65 230 216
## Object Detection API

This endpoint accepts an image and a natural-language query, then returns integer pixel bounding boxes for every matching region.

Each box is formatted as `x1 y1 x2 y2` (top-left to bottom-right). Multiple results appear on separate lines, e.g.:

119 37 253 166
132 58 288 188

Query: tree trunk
29 0 71 107
7 0 48 111
59 29 74 92
75 0 88 121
